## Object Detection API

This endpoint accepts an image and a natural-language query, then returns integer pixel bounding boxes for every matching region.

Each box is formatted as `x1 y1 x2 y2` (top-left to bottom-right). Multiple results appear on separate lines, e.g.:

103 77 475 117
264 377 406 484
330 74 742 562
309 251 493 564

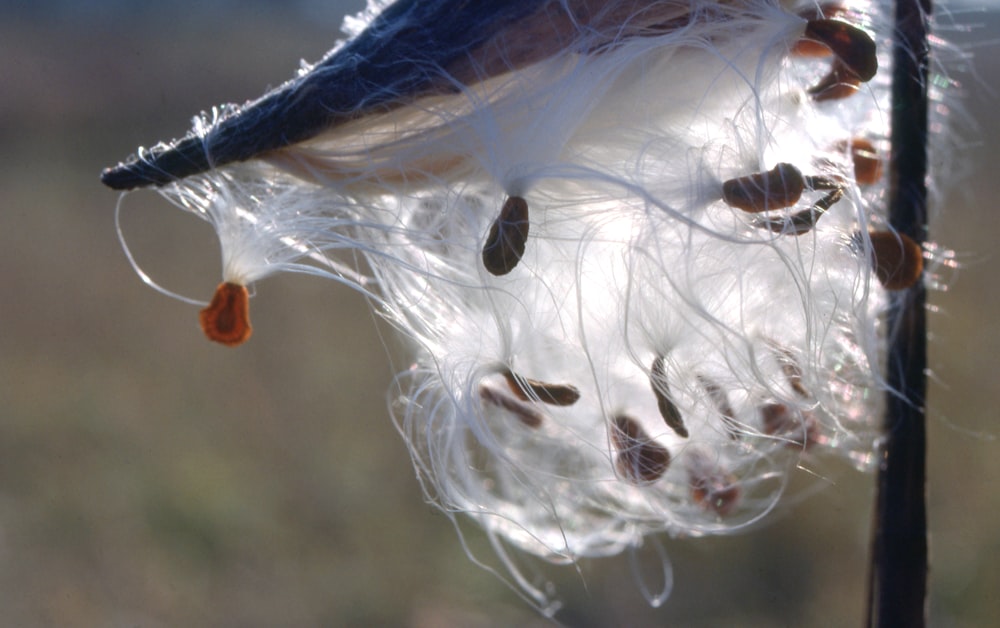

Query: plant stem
867 0 931 625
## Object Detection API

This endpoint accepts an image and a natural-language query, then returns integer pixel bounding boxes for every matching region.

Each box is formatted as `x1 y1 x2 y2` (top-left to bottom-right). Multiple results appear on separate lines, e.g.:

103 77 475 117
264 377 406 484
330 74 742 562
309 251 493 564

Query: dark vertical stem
866 0 931 625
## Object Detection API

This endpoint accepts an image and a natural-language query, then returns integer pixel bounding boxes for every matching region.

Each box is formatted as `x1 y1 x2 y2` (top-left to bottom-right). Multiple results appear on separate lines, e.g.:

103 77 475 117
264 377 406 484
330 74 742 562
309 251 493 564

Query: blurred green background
0 2 996 626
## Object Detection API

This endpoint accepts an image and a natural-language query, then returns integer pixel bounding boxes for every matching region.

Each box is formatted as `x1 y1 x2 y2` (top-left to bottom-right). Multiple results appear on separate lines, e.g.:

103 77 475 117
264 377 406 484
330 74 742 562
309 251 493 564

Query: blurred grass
0 2 996 626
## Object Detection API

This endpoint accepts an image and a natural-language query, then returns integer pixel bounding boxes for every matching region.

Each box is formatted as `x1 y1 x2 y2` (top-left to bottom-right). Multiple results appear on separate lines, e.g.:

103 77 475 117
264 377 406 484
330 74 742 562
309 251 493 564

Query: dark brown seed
868 230 923 290
792 5 855 55
802 20 877 102
481 196 529 276
650 356 688 438
479 383 544 428
612 414 671 484
502 370 581 406
803 20 878 82
686 450 741 516
722 163 806 213
752 175 843 235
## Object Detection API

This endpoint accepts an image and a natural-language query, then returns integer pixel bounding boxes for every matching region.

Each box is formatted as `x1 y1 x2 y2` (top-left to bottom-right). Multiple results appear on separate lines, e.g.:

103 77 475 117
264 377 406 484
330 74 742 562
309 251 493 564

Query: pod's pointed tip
100 162 144 191
100 135 213 190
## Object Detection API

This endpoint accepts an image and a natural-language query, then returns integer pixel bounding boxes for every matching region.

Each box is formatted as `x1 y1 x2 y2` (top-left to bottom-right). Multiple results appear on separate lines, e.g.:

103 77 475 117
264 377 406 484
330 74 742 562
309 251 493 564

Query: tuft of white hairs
110 0 950 614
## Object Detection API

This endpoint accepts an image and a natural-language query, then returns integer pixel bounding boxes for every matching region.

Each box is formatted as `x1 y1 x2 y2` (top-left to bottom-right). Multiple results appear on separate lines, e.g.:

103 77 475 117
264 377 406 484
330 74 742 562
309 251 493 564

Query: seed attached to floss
481 196 529 276
801 19 877 102
768 343 811 399
686 449 741 517
803 20 878 82
760 403 820 449
502 369 581 406
480 383 545 428
753 195 840 235
791 4 852 56
722 163 805 213
199 282 252 346
611 414 672 485
650 356 688 438
867 230 924 290
791 36 836 59
751 174 844 236
724 164 845 235
840 137 884 186
810 74 862 101
698 376 742 439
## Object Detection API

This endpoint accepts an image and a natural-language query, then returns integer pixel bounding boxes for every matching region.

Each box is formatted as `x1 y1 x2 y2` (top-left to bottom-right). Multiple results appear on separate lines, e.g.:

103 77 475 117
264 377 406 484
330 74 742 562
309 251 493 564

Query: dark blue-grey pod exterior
100 0 545 190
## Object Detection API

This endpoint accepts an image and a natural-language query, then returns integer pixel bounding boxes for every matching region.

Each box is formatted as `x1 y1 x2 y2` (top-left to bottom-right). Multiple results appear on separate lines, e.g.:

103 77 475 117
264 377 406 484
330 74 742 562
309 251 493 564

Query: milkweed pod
96 0 945 611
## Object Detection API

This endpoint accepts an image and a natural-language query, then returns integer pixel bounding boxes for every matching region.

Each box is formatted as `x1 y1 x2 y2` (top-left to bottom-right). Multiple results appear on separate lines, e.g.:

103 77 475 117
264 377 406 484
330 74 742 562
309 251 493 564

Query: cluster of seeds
450 2 919 536
102 0 926 609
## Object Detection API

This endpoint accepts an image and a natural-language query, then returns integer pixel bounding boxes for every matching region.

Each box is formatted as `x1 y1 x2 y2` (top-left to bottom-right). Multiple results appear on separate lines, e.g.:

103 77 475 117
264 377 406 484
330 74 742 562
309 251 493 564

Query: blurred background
0 1 996 625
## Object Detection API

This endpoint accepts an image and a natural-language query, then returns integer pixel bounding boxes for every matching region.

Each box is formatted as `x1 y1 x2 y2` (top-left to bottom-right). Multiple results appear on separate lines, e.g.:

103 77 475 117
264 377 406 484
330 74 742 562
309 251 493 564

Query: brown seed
722 163 805 213
791 5 851 58
837 137 884 186
502 370 581 406
803 20 878 82
479 383 544 428
698 376 741 439
791 38 834 58
199 282 252 346
751 175 843 235
612 415 672 484
768 344 810 399
802 20 877 102
650 356 688 438
686 450 741 516
868 230 924 290
760 403 819 449
481 196 529 276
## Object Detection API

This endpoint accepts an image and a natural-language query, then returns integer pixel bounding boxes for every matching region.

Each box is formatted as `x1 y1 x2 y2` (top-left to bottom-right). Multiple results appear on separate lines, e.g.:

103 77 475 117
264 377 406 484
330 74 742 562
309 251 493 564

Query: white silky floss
117 0 911 612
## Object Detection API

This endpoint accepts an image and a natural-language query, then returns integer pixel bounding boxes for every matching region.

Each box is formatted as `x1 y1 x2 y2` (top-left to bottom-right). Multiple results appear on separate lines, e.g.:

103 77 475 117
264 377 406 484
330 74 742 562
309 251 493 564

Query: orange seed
199 282 252 346
838 137 884 185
